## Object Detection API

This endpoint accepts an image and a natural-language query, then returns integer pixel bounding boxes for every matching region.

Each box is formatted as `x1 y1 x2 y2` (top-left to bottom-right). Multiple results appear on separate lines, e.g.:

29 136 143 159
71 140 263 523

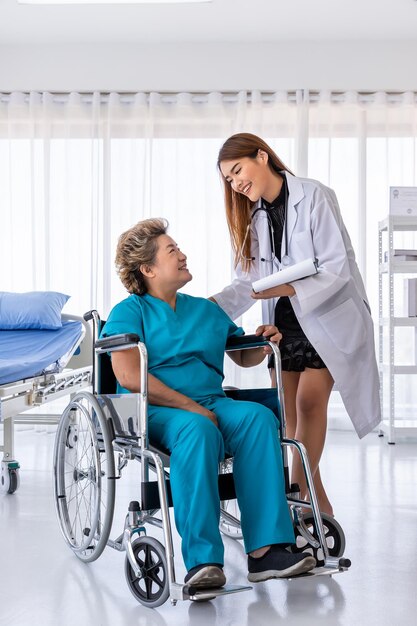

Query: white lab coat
213 171 381 438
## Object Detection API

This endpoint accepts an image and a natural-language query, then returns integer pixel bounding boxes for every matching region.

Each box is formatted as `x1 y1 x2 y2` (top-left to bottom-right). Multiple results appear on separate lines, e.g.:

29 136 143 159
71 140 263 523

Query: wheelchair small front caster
125 536 170 608
292 512 346 566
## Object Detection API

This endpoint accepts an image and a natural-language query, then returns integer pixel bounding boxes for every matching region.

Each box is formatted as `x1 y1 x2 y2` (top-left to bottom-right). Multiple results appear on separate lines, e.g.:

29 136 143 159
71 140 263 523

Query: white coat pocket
317 298 366 354
292 230 315 260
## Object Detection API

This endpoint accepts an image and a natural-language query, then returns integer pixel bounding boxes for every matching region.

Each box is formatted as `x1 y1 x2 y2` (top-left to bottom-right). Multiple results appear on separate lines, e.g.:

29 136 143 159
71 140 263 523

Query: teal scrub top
100 292 244 402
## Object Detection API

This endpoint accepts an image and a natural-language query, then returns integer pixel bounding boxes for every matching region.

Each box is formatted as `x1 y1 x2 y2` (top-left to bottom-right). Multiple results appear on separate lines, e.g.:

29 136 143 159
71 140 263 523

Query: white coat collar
284 170 305 207
282 171 305 256
251 171 306 258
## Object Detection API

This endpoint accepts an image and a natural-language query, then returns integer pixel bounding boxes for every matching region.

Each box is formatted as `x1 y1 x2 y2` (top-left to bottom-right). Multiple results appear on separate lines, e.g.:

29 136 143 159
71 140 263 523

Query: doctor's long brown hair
217 133 293 272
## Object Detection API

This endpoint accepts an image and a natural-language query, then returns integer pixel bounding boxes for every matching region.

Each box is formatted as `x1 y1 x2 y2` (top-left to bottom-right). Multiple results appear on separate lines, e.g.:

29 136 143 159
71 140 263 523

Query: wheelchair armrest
226 334 269 350
95 333 140 353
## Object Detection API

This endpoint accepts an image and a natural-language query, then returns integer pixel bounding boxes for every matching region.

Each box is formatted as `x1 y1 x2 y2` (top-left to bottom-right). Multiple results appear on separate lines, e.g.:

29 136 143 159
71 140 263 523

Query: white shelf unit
378 215 417 443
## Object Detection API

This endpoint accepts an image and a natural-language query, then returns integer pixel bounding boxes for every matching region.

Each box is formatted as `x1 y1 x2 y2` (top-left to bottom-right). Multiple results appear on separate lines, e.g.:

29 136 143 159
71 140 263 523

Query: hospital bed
0 313 93 494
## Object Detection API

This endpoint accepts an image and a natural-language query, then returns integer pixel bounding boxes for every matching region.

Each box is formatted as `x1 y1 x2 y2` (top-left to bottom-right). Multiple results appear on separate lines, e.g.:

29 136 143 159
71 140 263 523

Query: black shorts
268 333 327 372
268 297 326 372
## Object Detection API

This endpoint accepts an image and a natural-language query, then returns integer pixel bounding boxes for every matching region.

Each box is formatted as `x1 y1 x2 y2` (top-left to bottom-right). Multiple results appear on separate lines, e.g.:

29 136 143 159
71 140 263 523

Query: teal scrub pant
148 395 295 571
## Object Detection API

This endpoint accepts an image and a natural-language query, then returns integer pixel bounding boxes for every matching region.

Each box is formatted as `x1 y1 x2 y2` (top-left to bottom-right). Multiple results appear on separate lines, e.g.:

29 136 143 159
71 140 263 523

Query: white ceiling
1 0 417 45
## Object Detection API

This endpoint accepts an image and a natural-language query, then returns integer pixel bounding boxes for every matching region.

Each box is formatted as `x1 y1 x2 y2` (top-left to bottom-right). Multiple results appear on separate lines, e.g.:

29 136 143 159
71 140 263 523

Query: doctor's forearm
228 347 265 367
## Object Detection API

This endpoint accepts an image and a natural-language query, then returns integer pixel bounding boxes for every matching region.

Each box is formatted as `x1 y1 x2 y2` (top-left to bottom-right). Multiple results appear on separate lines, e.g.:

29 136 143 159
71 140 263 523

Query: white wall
1 40 417 92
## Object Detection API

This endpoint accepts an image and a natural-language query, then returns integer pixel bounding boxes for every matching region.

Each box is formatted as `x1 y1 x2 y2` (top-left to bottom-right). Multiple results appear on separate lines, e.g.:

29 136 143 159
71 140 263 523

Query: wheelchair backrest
225 387 282 429
98 320 118 395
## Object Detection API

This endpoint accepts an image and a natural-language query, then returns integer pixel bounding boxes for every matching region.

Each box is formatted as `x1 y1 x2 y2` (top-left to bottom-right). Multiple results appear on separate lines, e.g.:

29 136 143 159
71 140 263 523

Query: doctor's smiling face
140 234 192 292
220 150 282 204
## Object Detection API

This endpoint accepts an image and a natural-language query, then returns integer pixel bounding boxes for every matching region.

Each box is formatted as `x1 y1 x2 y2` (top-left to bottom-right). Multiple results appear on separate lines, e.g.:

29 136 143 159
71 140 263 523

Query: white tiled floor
1 427 417 626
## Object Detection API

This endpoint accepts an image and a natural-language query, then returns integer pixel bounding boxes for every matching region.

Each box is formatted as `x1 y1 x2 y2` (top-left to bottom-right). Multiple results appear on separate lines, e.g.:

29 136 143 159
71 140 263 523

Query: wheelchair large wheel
292 513 346 566
220 499 243 540
53 391 116 563
125 536 170 608
219 457 243 540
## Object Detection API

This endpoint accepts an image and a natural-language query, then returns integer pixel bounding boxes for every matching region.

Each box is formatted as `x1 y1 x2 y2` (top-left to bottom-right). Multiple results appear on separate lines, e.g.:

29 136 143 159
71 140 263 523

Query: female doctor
211 133 381 516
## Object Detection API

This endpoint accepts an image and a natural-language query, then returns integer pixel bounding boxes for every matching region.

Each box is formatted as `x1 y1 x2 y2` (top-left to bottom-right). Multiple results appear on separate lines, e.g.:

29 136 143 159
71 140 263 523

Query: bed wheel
53 391 116 562
292 513 346 566
125 536 170 608
1 461 20 495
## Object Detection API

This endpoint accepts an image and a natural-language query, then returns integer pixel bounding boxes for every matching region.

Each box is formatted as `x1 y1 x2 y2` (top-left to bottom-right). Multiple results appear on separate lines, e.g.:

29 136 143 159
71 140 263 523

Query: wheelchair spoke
144 574 154 598
147 559 163 572
148 572 164 590
144 544 153 569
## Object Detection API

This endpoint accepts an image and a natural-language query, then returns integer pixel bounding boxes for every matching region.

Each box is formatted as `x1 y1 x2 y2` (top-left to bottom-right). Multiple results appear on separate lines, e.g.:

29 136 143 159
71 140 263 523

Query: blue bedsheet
0 321 83 385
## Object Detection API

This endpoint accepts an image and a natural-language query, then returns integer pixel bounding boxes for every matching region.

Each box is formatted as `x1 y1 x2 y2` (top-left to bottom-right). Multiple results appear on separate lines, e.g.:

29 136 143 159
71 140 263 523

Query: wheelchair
53 310 351 608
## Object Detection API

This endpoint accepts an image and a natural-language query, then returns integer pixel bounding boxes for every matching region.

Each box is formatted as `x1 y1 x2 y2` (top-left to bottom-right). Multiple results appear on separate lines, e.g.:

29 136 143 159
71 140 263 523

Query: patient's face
150 234 192 289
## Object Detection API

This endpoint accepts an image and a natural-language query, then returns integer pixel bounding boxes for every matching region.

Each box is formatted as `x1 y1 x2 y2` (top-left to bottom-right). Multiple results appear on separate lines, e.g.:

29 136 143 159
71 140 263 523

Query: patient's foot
184 564 226 589
247 545 316 582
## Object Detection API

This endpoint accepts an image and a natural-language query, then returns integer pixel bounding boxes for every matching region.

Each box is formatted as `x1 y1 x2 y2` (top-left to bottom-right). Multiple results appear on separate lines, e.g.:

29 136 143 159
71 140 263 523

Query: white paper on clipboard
252 258 318 293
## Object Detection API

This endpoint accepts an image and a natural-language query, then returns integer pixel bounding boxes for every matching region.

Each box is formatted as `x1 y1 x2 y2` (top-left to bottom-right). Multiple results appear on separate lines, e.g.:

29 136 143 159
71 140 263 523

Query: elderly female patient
101 218 316 589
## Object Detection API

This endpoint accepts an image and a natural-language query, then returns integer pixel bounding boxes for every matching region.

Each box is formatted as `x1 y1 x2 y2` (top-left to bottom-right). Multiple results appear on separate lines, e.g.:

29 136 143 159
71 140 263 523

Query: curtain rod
0 90 416 105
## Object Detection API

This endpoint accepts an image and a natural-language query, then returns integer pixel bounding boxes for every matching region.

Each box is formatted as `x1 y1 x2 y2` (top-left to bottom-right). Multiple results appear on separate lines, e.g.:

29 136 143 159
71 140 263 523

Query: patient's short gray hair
115 218 168 295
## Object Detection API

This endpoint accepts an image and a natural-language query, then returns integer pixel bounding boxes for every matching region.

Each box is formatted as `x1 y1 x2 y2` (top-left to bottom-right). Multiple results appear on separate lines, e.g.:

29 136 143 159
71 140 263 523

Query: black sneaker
248 545 316 582
184 563 226 589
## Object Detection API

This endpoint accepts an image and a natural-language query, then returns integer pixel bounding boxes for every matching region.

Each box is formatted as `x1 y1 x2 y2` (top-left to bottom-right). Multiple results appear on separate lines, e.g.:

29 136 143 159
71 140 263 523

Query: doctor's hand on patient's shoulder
251 283 295 300
256 325 282 354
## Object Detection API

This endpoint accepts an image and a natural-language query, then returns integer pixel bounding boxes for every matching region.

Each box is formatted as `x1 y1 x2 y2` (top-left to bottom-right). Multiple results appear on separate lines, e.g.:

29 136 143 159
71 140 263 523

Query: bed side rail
61 313 92 370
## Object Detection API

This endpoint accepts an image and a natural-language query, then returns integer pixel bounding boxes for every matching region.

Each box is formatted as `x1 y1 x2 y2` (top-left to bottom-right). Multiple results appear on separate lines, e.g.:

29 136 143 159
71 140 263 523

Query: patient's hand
198 407 218 428
255 324 282 354
183 398 218 427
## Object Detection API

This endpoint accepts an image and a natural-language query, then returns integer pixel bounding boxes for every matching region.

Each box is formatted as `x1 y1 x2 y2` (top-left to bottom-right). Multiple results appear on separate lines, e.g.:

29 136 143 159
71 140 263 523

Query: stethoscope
239 198 288 264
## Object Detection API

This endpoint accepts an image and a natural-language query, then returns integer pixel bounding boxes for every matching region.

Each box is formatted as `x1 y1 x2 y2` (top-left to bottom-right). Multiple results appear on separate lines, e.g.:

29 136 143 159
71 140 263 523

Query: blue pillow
0 291 70 330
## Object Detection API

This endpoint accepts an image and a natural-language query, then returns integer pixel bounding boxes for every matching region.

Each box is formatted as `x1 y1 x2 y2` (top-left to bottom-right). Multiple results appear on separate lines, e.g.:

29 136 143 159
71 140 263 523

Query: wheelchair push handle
226 334 270 350
83 310 98 322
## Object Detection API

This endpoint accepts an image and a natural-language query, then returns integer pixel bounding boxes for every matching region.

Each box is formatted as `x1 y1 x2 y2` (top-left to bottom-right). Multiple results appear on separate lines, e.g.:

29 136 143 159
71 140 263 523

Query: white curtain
0 90 301 316
1 90 417 419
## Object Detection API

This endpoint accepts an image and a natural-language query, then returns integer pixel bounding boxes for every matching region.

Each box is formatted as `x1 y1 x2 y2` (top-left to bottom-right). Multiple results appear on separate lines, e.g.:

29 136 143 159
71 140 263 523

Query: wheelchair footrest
295 562 351 578
183 584 252 601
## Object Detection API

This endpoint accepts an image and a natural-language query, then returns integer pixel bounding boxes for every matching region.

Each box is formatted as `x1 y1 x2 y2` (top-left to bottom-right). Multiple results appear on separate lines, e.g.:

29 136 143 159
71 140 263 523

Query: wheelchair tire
292 513 346 566
53 391 116 563
125 536 170 608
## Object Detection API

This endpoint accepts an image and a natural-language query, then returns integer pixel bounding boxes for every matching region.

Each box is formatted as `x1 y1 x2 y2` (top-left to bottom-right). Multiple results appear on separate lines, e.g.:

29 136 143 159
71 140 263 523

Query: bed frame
0 314 93 493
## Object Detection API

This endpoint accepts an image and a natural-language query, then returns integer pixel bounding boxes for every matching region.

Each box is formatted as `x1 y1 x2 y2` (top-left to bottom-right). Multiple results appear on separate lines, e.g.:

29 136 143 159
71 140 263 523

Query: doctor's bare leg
293 367 334 515
275 368 334 516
